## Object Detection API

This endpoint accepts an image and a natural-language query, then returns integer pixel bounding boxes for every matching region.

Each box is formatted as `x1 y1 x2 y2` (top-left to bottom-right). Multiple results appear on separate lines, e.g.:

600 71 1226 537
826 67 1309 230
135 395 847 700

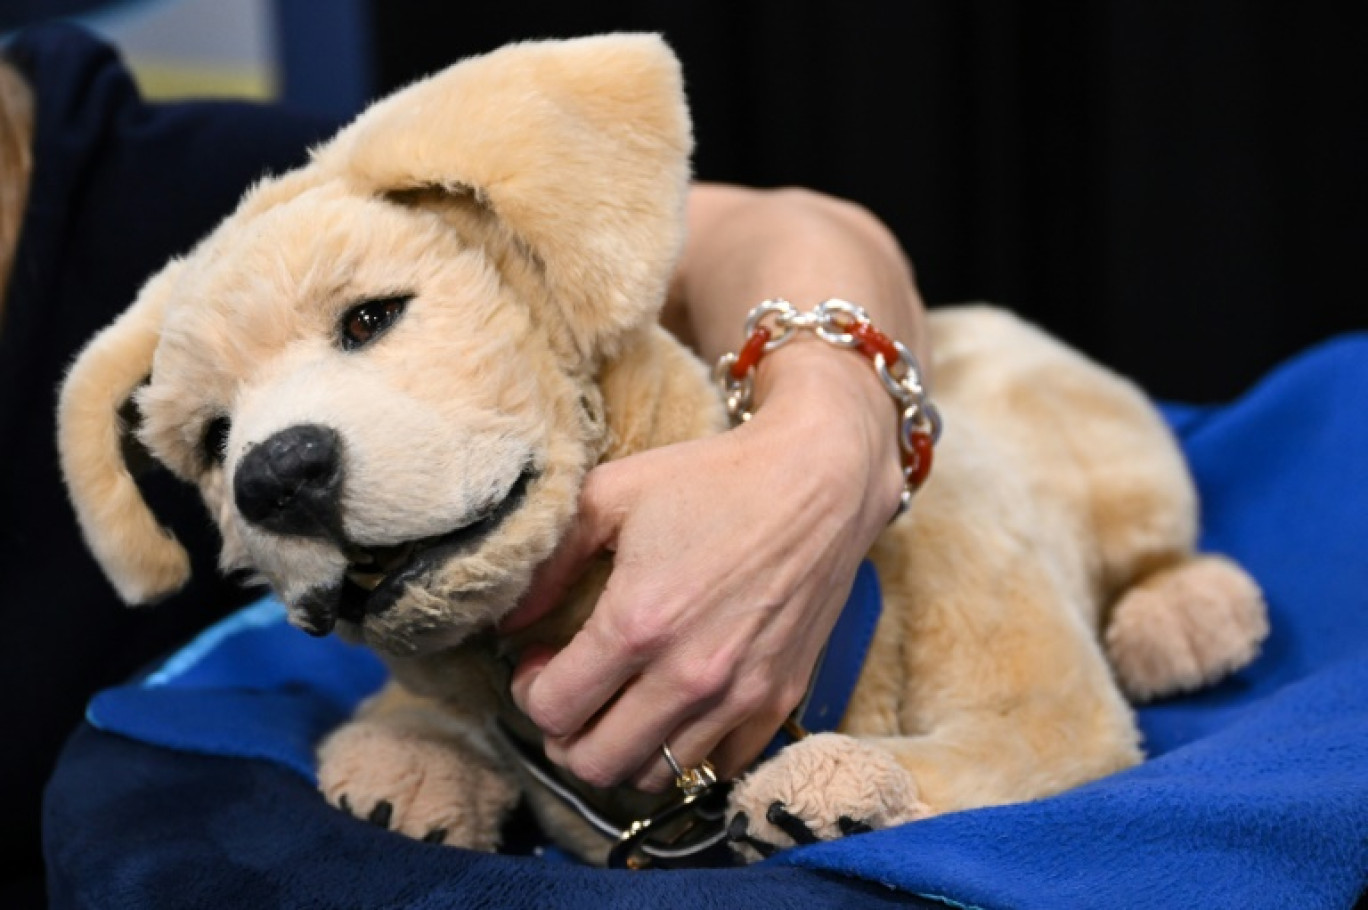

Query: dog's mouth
302 468 537 635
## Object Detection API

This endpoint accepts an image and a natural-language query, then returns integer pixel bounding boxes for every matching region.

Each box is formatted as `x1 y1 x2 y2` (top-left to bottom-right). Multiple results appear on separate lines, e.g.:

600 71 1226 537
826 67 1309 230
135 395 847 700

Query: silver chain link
714 299 943 514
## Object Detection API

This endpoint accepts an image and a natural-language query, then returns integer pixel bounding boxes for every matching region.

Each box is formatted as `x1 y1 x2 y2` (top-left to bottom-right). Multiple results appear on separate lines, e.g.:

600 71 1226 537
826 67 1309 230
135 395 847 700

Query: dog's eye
340 295 410 350
202 416 231 466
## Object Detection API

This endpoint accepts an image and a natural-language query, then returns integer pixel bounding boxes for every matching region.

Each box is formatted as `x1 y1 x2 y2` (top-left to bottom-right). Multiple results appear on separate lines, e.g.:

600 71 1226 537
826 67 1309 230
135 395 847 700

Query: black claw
838 815 873 836
765 801 819 845
367 800 394 828
726 811 779 858
422 827 448 845
742 834 778 859
727 812 750 841
337 794 353 816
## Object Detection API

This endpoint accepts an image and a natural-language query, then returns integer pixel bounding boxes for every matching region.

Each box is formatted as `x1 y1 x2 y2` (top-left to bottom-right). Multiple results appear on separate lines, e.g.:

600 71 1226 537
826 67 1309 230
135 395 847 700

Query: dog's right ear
317 34 693 362
58 261 190 604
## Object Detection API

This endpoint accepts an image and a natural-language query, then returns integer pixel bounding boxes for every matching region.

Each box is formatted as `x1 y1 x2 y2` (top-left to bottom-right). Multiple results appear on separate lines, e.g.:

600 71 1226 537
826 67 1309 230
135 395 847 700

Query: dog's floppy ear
58 261 189 604
324 33 693 359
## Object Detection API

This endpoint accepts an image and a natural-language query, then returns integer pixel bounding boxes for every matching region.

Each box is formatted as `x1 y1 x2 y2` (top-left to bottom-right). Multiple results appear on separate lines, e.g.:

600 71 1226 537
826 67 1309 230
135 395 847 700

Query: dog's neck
485 324 729 860
506 322 728 654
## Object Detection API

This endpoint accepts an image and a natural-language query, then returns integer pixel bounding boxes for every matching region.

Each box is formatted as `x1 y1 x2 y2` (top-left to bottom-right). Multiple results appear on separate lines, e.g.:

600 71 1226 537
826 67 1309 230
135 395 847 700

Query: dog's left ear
320 34 692 359
57 260 191 604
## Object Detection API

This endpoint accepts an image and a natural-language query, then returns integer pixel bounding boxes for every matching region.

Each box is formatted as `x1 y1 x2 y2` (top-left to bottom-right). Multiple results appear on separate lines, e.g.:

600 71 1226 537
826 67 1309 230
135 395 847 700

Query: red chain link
731 326 771 381
727 315 934 492
905 430 934 490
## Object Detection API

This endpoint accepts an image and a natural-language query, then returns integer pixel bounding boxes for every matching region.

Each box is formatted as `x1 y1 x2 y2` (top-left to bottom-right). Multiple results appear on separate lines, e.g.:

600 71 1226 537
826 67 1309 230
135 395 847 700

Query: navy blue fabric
793 559 883 736
45 335 1368 908
766 558 882 758
0 23 339 899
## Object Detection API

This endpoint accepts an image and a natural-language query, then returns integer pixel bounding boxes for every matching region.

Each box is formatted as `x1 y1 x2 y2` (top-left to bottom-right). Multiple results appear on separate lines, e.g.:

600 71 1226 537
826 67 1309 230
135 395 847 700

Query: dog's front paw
317 715 518 851
725 733 929 862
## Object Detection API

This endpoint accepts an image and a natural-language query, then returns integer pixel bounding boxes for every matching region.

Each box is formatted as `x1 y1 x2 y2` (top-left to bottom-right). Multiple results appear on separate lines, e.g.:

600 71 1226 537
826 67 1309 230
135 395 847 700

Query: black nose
233 424 344 539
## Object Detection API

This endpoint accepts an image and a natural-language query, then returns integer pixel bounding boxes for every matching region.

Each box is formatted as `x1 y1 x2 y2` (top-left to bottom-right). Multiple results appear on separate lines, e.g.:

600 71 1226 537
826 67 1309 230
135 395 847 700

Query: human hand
502 340 904 792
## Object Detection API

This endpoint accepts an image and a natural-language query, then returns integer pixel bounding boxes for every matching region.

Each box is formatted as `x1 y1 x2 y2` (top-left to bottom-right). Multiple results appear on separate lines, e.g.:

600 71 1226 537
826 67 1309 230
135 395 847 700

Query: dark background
359 1 1367 402
7 0 1366 399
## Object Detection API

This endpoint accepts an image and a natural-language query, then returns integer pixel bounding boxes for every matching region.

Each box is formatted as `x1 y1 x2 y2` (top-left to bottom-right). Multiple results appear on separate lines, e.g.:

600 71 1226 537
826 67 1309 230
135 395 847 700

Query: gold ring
660 742 718 796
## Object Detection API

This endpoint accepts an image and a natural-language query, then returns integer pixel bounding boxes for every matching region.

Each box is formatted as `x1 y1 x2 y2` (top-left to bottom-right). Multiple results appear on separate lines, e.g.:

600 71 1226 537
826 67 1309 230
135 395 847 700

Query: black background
366 1 1367 402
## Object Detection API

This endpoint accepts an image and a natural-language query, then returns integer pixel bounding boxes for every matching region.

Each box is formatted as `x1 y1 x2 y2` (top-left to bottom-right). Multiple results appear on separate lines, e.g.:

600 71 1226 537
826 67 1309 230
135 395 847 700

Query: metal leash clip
500 721 737 870
607 777 734 870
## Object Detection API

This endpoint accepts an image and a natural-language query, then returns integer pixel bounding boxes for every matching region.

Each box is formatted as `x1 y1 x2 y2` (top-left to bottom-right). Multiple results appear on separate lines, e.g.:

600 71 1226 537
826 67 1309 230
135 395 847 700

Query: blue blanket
44 336 1368 909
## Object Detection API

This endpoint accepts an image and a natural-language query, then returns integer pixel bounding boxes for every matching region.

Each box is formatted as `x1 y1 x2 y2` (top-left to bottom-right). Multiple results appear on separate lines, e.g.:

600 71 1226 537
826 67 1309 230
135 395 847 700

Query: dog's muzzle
234 424 345 540
277 464 538 638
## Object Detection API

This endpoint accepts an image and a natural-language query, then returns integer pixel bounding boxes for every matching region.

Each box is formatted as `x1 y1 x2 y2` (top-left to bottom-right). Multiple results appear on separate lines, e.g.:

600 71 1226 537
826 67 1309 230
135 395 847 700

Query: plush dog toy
58 35 1268 866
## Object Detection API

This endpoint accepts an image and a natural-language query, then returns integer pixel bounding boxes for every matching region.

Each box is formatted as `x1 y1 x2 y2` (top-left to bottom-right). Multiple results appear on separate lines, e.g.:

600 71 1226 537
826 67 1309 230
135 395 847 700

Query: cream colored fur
57 35 1267 864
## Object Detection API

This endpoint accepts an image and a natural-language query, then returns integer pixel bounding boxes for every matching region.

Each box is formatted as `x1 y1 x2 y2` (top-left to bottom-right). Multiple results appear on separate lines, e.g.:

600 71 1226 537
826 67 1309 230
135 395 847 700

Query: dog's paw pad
725 732 928 862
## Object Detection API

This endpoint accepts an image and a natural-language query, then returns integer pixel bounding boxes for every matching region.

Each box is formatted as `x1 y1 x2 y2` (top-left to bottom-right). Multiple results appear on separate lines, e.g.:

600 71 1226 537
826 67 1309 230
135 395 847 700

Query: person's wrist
750 339 906 520
714 297 940 520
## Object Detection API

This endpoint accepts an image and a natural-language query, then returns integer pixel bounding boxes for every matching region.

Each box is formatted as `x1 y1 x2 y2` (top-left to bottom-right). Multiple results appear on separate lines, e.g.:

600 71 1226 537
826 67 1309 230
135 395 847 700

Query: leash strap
765 559 883 756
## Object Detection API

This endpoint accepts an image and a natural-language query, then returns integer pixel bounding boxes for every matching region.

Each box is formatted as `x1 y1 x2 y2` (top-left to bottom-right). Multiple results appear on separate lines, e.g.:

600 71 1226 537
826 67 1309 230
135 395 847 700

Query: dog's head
57 35 691 655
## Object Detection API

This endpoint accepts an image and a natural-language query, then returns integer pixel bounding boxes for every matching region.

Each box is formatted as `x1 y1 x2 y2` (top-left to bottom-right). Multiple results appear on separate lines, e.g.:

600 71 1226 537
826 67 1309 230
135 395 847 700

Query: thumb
497 466 624 634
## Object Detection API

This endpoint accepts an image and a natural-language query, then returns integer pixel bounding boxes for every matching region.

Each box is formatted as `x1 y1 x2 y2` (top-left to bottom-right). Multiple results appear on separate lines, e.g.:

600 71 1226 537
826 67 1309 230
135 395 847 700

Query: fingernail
509 646 554 710
510 672 539 714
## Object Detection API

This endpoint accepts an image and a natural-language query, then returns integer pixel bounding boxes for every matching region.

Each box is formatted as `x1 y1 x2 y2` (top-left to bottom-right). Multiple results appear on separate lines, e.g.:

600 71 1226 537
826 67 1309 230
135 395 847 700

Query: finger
544 672 713 790
558 672 776 788
521 607 648 738
630 679 799 790
549 608 823 788
630 708 737 793
499 470 622 634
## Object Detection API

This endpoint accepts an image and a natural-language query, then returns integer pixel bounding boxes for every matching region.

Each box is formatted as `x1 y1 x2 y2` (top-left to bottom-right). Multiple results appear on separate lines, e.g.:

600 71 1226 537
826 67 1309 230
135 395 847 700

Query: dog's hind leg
935 307 1268 700
969 314 1273 703
1070 395 1269 702
1105 554 1268 701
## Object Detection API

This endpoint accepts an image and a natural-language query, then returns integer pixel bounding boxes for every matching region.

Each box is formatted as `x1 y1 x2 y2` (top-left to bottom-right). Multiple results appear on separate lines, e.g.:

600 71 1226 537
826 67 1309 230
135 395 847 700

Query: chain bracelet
713 298 943 514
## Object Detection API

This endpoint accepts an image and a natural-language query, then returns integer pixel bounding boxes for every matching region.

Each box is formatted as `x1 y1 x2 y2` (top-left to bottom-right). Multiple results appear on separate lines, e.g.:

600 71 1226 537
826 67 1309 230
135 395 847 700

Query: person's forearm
666 184 929 517
665 183 928 371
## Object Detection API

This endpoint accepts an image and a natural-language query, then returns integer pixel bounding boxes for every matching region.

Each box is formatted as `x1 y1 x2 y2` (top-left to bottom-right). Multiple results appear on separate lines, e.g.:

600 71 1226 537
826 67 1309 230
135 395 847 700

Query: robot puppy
58 35 1266 866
